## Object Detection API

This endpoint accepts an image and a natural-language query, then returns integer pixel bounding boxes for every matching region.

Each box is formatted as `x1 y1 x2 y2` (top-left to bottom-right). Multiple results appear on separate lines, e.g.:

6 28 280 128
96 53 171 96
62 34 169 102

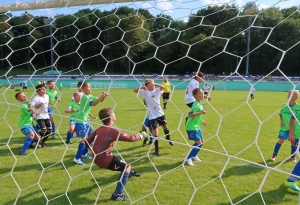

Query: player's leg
161 116 173 146
291 131 297 162
271 131 287 161
185 130 203 166
109 157 131 201
149 119 160 156
66 120 75 144
81 124 94 160
285 139 300 192
163 93 167 109
48 107 56 138
41 119 52 147
73 123 88 165
19 126 36 155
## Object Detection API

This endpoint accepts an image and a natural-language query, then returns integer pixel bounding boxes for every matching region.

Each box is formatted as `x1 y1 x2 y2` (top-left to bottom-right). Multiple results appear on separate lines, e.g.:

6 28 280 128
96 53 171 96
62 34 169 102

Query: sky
0 0 299 22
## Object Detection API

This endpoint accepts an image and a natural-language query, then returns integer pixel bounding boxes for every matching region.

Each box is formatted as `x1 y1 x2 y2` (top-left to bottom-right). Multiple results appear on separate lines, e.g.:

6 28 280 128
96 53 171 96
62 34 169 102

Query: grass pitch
0 87 299 205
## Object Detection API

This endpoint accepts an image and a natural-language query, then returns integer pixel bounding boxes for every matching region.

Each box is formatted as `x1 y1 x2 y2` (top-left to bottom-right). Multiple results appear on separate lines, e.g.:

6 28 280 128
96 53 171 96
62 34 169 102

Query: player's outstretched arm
133 86 146 93
118 132 143 142
92 92 109 106
154 83 165 91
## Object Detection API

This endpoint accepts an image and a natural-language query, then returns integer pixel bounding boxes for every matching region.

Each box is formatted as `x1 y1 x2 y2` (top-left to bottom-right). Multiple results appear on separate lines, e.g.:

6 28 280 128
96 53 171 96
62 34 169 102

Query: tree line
0 5 299 76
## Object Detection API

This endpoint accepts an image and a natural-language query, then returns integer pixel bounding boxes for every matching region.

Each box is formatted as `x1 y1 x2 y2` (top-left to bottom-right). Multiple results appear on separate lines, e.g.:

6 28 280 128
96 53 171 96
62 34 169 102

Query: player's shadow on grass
3 183 106 205
212 161 266 179
216 184 296 205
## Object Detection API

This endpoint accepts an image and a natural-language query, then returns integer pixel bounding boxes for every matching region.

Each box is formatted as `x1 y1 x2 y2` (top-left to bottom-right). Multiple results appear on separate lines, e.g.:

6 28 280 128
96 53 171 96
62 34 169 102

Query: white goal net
1 0 300 204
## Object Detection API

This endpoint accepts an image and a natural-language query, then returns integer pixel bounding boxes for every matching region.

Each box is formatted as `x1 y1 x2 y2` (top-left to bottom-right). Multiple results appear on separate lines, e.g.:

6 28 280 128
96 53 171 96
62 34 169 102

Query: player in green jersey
184 88 208 166
15 92 40 155
73 82 109 165
271 90 299 162
65 92 81 144
46 80 60 138
284 91 300 192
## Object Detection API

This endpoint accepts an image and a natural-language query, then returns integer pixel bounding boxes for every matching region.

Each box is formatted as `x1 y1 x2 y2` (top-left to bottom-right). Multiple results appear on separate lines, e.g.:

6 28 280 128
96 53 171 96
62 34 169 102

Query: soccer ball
244 2 259 15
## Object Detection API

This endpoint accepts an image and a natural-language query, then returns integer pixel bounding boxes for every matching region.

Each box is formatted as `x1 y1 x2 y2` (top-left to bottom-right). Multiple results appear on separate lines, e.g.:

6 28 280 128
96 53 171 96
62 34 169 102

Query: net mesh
1 0 300 204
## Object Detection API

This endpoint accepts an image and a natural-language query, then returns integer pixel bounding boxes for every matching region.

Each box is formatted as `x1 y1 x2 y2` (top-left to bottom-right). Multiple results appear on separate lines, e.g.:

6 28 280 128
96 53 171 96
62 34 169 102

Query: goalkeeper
85 107 144 201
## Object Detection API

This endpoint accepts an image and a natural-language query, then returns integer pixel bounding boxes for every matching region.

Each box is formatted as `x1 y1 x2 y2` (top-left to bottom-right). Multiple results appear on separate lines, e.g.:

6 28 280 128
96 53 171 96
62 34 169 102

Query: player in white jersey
203 83 210 95
250 87 256 100
185 72 210 108
29 84 52 147
133 79 174 156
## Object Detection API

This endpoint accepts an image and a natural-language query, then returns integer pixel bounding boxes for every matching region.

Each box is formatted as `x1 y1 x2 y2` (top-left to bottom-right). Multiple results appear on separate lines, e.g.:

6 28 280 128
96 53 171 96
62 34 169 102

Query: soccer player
250 86 256 100
59 82 63 90
73 82 109 165
284 92 300 192
185 88 208 166
203 83 210 95
161 77 171 109
85 107 144 201
15 92 40 155
22 78 28 93
271 90 299 162
71 81 84 101
65 92 81 144
185 72 210 108
46 80 60 138
133 79 173 156
29 84 52 148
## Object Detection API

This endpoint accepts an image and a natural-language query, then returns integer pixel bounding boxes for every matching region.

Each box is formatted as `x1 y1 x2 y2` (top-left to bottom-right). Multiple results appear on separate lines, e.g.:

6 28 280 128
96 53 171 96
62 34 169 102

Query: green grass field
0 87 299 205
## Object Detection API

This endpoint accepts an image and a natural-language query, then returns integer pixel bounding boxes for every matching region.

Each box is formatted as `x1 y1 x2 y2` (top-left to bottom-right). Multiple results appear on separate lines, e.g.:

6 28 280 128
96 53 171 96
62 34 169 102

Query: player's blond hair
145 79 154 86
288 90 299 97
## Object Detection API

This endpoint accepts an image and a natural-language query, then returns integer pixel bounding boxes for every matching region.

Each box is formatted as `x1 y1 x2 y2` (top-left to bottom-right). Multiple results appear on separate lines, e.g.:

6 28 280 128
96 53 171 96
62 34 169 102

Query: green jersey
279 103 299 131
185 100 204 131
46 88 58 105
67 101 80 119
290 104 300 138
19 102 33 128
75 94 98 124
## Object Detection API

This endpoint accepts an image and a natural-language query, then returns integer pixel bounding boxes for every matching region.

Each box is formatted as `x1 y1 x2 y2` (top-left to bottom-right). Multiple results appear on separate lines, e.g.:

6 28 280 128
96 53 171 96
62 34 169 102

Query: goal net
1 0 300 204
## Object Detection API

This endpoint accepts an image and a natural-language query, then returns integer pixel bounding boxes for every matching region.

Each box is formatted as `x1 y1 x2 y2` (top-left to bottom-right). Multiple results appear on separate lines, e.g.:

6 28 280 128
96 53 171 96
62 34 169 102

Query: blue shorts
48 107 54 117
75 123 93 138
21 125 38 137
187 130 203 141
278 130 289 140
69 119 75 126
143 118 152 129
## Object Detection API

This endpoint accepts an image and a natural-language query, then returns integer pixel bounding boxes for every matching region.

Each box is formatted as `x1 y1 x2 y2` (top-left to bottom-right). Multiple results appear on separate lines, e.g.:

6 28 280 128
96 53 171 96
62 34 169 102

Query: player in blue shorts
271 90 299 162
15 92 41 155
185 88 208 166
73 82 109 165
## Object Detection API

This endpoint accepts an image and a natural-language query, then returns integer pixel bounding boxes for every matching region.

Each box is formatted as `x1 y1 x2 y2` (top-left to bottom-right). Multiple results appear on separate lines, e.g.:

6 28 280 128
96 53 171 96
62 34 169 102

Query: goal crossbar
0 0 147 12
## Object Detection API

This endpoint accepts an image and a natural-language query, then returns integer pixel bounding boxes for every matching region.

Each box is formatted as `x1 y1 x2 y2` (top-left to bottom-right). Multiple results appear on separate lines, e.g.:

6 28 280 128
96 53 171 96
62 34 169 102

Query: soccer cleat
185 158 194 166
142 137 148 146
154 150 160 156
166 136 174 146
284 180 300 192
192 156 201 162
111 193 129 201
291 157 297 162
65 141 70 145
18 151 27 155
270 155 276 161
82 153 93 160
129 170 141 178
73 158 86 165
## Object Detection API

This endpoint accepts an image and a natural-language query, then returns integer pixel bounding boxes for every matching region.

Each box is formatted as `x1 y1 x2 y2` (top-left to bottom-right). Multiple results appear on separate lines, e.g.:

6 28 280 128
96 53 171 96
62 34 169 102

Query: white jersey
30 94 50 119
185 79 199 104
251 88 255 94
139 88 164 120
203 85 210 93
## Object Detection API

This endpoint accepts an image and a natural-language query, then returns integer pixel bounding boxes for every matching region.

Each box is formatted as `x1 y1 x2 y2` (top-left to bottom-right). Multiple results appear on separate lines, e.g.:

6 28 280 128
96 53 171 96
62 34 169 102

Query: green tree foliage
0 5 300 76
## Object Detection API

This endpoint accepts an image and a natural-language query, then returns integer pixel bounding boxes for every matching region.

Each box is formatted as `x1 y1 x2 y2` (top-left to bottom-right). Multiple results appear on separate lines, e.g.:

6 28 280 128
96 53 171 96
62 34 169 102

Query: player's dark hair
47 80 54 84
77 81 83 87
194 71 205 80
99 107 113 125
192 88 201 96
35 84 45 90
15 92 23 100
